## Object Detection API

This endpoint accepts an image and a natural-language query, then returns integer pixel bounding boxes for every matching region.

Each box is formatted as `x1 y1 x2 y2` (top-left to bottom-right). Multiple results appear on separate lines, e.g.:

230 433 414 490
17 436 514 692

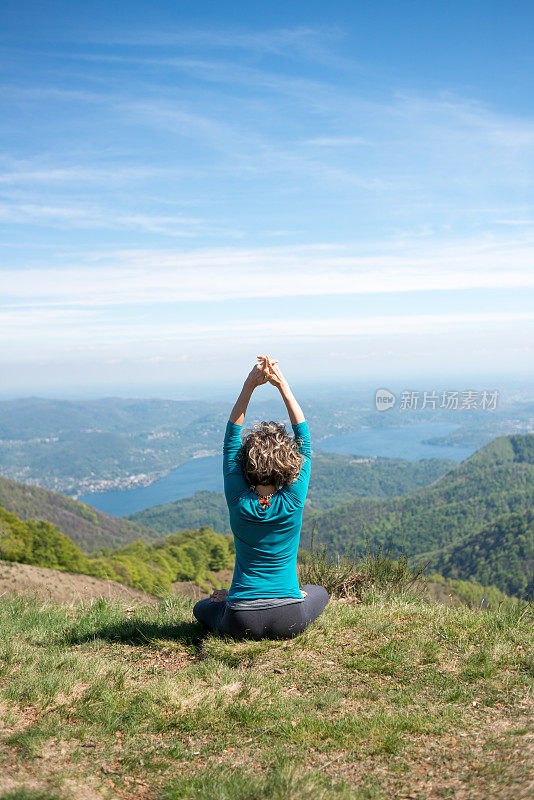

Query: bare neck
255 484 276 496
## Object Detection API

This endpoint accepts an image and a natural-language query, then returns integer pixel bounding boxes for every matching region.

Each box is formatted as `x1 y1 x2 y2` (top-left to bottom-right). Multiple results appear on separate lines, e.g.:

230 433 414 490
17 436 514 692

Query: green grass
0 591 532 799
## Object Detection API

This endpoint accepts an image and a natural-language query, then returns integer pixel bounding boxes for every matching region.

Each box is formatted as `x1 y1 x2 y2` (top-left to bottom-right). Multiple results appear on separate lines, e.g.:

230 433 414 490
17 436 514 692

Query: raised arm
261 357 310 505
224 362 269 503
261 357 305 424
228 362 269 425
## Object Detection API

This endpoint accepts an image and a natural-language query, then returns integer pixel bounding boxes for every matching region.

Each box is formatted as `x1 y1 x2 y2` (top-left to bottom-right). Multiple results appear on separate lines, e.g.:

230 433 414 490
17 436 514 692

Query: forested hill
0 476 162 552
423 509 533 599
131 491 232 536
301 434 534 585
129 452 455 535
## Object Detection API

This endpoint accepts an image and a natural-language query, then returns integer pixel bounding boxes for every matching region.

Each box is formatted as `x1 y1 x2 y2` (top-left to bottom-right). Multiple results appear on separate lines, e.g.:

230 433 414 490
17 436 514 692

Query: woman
193 355 329 640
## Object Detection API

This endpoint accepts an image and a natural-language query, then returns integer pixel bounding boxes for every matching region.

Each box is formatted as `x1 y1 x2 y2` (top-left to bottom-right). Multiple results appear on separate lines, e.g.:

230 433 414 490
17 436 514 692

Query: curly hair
241 421 304 489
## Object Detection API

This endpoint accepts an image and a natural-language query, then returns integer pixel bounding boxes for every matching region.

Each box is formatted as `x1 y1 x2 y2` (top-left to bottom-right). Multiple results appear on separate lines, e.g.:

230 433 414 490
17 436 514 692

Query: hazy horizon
1 372 532 404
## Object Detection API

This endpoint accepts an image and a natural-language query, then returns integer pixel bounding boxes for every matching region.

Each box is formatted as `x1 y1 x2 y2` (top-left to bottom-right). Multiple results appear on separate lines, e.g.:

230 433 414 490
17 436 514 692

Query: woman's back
223 419 311 601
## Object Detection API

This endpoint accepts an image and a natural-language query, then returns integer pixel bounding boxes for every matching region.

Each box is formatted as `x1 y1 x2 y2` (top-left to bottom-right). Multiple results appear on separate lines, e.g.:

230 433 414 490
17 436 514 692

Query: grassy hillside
129 454 455 536
302 434 534 581
0 476 162 552
0 590 531 799
0 505 234 597
423 510 534 599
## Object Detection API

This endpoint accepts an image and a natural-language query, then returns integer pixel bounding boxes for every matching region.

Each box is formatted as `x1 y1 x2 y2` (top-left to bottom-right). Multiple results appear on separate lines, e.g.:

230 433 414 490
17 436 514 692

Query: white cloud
2 237 533 307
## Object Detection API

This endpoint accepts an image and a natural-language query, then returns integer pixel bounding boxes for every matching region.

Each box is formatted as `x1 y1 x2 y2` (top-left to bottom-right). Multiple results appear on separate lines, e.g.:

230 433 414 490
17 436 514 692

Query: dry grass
0 559 156 607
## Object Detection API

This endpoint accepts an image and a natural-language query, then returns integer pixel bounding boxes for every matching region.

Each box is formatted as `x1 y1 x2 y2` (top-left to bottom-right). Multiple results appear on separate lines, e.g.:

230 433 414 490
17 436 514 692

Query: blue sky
1 0 533 396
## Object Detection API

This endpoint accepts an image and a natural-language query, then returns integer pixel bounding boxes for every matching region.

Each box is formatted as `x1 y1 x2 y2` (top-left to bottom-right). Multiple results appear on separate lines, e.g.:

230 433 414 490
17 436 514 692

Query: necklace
255 487 275 508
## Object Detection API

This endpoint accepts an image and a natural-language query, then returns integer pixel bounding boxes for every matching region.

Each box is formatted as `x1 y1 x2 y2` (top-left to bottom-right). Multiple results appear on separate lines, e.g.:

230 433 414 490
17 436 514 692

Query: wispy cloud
495 219 534 226
2 54 533 224
2 236 533 307
0 202 204 234
2 304 531 352
0 163 190 185
83 25 346 61
305 137 369 146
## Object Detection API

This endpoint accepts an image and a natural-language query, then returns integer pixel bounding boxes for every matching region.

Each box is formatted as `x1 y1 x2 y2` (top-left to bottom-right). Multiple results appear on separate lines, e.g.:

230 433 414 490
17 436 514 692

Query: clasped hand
246 355 285 389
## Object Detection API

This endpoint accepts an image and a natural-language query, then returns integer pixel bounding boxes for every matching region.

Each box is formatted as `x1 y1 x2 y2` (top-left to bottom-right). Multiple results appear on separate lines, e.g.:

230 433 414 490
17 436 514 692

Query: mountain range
0 432 532 598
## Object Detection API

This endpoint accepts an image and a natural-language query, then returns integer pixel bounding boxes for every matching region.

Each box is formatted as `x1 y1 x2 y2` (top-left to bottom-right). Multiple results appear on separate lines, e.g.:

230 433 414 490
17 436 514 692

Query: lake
79 422 474 517
319 422 474 461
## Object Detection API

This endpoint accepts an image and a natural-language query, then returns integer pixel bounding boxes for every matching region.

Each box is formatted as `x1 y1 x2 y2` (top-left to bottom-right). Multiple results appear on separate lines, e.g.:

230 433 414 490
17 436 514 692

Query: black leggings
192 584 330 640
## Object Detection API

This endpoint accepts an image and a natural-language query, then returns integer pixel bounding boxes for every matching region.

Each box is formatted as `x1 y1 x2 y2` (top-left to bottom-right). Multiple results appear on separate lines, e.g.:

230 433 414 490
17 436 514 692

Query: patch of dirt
0 748 108 800
172 568 233 600
0 559 157 606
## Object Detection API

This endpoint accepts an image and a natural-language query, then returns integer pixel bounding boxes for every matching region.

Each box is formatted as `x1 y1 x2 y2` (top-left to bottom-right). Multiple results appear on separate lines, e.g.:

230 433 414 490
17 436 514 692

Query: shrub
298 525 427 600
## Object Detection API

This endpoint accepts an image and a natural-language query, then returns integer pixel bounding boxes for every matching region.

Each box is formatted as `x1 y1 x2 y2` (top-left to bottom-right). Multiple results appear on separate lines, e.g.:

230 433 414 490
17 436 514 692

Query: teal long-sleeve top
223 419 311 601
